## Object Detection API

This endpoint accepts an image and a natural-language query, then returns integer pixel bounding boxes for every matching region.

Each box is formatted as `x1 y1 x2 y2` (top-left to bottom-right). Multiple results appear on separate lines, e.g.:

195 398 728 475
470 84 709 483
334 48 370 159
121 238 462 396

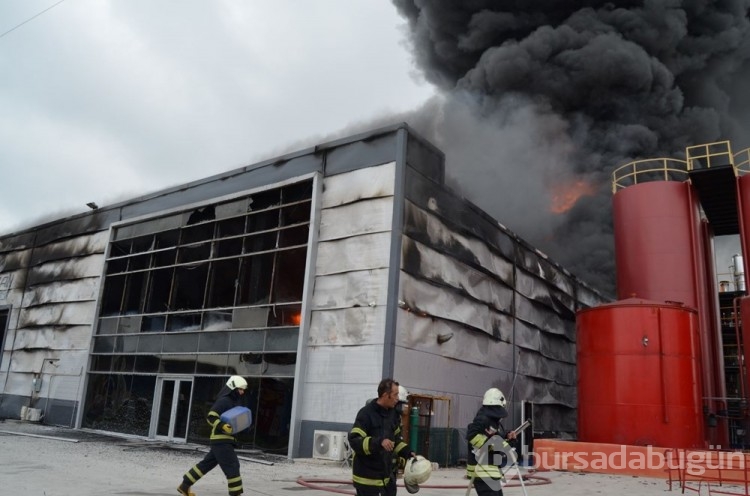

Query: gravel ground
0 419 676 496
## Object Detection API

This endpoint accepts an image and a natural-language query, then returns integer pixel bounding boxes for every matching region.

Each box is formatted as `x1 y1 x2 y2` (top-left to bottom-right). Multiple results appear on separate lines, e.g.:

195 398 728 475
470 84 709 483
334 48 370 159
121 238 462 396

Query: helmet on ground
398 385 409 403
404 455 432 486
482 388 506 407
227 375 248 390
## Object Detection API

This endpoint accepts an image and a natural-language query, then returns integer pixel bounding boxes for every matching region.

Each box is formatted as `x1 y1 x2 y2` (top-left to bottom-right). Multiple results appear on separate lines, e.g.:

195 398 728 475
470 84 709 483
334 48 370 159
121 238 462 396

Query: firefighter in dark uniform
178 376 248 496
349 379 415 496
466 388 517 496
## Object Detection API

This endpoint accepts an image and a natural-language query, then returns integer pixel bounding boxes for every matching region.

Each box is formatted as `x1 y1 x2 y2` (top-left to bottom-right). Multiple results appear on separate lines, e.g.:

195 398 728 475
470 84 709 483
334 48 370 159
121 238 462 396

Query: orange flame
290 312 302 326
550 180 596 214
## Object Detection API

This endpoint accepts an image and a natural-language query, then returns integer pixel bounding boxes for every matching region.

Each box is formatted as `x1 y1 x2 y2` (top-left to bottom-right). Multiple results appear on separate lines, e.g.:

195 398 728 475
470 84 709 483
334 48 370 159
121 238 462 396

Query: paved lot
0 420 674 496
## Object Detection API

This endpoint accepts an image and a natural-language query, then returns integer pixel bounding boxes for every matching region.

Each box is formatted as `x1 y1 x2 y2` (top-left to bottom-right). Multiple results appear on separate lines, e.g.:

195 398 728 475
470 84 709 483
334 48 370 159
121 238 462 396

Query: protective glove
221 423 233 434
405 481 420 494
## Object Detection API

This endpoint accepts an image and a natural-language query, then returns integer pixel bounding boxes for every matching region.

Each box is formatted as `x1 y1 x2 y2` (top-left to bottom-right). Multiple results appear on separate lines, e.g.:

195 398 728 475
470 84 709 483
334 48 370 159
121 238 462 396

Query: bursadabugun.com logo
473 435 520 491
474 436 742 489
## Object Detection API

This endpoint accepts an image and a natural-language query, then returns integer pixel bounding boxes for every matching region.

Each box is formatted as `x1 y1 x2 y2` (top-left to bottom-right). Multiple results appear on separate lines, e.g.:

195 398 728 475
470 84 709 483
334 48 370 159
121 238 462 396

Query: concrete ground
0 420 674 496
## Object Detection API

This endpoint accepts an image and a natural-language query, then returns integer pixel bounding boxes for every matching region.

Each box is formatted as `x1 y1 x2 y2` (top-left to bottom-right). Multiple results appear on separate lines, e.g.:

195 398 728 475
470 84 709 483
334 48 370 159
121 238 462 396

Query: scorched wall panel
301 161 396 423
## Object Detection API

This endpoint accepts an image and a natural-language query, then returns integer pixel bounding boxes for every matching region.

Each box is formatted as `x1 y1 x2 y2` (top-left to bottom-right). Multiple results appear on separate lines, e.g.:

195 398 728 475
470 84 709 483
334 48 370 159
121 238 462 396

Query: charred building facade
0 124 605 457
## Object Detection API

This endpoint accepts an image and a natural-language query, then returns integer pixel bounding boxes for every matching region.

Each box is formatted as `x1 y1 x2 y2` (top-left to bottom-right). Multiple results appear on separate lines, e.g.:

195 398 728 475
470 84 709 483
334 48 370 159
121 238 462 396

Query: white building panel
308 306 388 346
0 272 25 306
21 278 100 307
16 301 98 328
29 255 106 282
311 269 389 310
7 350 88 376
321 162 395 209
12 326 93 351
315 232 392 275
33 232 108 261
319 197 394 241
305 346 383 384
299 379 384 424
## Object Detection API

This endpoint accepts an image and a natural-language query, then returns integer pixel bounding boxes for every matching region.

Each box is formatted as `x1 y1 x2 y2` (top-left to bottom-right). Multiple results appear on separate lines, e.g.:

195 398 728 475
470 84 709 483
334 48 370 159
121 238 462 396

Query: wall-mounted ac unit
312 430 347 461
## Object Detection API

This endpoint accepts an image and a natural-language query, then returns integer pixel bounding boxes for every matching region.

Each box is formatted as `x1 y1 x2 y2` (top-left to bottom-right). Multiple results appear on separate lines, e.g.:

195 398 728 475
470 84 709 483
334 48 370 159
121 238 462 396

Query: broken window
87 179 312 446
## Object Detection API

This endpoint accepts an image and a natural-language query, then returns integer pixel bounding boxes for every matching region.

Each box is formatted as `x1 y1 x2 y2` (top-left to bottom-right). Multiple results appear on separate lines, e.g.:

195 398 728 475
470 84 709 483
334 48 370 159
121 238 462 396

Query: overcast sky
0 0 435 234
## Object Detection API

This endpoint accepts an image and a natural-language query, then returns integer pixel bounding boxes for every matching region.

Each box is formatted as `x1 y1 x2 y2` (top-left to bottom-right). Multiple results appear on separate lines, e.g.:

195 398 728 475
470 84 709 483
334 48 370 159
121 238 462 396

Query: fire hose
296 472 552 495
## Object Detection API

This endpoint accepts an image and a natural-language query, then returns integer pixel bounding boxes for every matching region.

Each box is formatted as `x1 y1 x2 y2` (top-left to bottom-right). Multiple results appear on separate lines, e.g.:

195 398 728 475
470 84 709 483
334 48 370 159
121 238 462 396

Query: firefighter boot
177 483 195 496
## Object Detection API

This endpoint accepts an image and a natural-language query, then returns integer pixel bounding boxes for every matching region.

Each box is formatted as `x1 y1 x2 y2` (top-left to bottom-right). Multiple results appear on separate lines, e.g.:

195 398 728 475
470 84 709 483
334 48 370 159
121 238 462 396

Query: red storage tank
738 174 750 282
613 179 721 444
613 181 703 306
577 298 704 449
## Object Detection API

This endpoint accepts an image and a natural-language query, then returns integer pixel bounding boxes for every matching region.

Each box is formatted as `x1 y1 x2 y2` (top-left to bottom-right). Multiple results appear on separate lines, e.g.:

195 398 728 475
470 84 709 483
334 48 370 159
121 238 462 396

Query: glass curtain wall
82 180 312 452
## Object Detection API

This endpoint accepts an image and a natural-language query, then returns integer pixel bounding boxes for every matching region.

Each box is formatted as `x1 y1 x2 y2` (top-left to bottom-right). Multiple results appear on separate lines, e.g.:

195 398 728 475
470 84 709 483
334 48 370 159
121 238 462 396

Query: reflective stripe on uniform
469 433 488 449
363 436 371 455
353 475 389 487
227 475 243 492
350 427 367 438
475 464 503 479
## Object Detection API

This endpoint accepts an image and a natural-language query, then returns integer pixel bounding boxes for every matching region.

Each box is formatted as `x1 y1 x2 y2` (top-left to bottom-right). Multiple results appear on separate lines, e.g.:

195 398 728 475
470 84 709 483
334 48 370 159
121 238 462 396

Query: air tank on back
577 298 704 448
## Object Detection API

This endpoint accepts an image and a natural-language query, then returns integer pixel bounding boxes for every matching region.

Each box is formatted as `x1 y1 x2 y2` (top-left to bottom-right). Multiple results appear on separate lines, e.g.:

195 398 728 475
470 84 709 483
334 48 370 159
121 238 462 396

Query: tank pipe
687 185 715 427
734 297 747 403
703 220 729 433
658 308 669 423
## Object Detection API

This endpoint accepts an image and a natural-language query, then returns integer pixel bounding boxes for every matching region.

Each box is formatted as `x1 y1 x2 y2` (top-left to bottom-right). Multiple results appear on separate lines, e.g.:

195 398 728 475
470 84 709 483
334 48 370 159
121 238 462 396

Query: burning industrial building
0 124 605 461
2 0 750 474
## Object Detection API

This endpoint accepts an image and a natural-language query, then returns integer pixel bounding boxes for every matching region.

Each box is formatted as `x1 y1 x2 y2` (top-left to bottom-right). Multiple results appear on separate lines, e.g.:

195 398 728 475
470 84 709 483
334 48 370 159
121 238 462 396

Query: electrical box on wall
32 376 42 393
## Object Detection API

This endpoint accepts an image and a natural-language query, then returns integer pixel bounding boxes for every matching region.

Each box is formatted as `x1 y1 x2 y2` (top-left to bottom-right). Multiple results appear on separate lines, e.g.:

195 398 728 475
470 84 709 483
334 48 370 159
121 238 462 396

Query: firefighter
466 388 517 496
349 379 416 496
177 376 248 496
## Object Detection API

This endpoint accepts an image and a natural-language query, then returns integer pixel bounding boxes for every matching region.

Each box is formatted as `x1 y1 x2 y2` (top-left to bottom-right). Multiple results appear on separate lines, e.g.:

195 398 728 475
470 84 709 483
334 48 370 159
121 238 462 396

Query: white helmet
227 375 248 390
482 388 506 407
404 455 432 487
398 385 409 403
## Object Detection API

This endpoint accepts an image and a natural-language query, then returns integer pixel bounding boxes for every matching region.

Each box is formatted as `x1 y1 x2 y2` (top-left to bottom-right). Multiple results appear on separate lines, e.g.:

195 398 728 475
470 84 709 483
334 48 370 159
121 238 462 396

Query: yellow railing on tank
734 147 750 175
611 158 689 193
686 141 734 170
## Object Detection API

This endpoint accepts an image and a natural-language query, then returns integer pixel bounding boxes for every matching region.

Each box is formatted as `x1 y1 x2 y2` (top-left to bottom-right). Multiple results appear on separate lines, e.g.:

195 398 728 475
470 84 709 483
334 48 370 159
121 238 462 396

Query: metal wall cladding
613 181 701 306
577 299 704 449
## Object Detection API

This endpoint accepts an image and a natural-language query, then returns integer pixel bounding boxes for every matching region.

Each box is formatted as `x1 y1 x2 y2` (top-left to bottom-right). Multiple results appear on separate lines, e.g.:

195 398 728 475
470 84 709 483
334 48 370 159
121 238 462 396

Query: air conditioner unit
312 430 347 461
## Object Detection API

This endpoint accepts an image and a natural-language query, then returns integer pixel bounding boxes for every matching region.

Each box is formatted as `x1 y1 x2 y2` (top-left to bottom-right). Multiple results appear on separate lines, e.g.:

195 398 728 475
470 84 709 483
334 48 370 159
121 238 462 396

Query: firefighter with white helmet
178 376 249 496
349 379 419 496
466 388 516 496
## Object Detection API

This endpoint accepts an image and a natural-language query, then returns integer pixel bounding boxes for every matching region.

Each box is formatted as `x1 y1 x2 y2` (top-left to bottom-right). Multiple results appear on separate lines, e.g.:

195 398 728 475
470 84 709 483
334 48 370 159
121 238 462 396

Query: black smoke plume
392 0 750 295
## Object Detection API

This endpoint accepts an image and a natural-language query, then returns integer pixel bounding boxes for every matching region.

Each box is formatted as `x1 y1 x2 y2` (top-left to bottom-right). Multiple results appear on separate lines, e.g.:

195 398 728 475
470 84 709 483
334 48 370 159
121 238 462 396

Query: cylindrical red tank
613 181 702 306
577 298 704 448
613 180 722 445
737 175 750 284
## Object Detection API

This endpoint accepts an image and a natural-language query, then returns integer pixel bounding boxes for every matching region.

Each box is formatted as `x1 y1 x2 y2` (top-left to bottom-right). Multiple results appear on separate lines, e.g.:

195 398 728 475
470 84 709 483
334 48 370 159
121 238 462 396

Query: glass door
152 376 193 442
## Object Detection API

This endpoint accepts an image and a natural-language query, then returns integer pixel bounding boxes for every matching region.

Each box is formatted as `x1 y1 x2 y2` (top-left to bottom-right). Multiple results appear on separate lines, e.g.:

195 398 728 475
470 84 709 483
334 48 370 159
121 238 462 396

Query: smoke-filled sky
0 0 434 233
392 0 750 294
3 1 750 295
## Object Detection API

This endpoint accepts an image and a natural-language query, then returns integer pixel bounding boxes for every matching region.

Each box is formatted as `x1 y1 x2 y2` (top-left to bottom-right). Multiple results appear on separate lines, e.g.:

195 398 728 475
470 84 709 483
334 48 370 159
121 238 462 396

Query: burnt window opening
82 374 293 452
0 308 8 369
171 264 209 310
93 179 312 426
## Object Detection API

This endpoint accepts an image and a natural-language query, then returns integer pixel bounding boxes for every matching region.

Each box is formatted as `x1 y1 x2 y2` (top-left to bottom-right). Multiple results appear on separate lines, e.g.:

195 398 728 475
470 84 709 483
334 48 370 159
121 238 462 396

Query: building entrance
151 376 193 442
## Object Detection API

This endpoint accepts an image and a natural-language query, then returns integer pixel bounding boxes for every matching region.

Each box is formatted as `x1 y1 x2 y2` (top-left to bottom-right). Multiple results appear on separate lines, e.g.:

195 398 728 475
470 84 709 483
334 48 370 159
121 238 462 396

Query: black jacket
466 405 510 479
207 385 243 445
348 400 411 487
